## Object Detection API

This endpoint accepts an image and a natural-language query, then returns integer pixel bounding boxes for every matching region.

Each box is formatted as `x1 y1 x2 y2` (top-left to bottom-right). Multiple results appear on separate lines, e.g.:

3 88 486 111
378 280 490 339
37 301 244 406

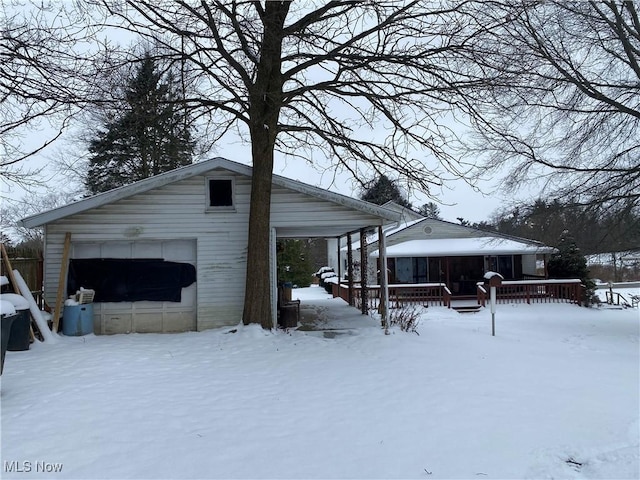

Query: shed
20 158 400 334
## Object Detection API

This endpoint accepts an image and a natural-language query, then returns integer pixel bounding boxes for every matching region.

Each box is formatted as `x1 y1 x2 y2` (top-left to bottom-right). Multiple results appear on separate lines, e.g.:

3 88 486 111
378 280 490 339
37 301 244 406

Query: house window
206 178 235 210
395 258 412 283
489 255 514 279
413 257 428 283
498 255 514 279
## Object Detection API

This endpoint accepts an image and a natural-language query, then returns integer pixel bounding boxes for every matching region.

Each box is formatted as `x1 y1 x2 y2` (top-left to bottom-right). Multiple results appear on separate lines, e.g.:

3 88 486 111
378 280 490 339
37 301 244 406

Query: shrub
315 266 338 293
388 306 420 335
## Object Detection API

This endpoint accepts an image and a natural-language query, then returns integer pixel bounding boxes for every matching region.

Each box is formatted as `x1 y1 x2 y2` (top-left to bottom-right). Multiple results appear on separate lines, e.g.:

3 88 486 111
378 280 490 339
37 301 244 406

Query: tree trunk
242 134 275 328
241 1 289 328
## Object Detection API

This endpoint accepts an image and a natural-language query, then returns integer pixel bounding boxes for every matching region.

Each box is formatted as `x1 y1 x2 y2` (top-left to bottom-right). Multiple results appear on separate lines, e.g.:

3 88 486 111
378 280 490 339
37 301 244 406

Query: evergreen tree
85 54 195 194
360 174 412 209
548 231 596 303
548 232 588 279
419 202 441 219
277 239 314 288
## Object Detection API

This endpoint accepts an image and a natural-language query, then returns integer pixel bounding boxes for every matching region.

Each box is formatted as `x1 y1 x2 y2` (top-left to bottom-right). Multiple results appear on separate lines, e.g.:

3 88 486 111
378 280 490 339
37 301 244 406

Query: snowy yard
1 286 638 479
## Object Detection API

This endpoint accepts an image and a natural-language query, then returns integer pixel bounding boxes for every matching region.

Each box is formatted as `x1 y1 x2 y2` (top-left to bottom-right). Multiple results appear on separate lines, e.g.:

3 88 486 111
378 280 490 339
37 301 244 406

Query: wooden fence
4 256 44 308
476 279 585 307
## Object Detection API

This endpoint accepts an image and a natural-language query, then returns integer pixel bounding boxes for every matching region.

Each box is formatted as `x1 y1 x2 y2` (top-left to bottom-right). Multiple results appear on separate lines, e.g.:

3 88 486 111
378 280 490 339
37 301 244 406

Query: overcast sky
1 127 524 225
2 3 538 224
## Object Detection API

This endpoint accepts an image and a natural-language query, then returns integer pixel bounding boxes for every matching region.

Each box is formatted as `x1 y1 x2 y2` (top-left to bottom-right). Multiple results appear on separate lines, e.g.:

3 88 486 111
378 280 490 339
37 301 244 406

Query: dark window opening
208 179 233 207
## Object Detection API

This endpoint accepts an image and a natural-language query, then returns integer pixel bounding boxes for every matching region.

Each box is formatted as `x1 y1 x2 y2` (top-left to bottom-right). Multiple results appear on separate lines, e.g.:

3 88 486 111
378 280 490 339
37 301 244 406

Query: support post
378 225 389 334
347 233 354 306
52 232 72 333
336 236 341 287
490 285 496 336
360 228 368 315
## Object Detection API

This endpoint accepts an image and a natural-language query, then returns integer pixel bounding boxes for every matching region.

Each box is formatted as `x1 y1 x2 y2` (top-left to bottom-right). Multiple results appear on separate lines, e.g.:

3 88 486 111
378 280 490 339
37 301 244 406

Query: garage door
71 239 197 334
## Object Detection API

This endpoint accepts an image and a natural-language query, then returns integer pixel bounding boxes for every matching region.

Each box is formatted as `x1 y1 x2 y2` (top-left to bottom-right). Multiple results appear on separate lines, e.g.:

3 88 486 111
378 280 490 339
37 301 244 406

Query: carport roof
19 157 401 237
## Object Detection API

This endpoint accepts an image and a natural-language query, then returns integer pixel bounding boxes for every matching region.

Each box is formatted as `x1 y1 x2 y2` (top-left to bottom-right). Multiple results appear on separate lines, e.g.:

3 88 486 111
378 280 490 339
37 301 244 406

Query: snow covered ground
595 283 639 306
1 286 638 479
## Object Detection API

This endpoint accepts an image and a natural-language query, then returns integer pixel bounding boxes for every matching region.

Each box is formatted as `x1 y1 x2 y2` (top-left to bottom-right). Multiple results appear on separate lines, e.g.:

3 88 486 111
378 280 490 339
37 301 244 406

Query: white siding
522 254 538 276
270 185 386 237
386 218 484 247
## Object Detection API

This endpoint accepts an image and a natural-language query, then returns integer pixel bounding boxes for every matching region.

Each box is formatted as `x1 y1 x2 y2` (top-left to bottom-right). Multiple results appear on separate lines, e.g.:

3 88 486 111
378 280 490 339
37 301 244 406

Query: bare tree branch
460 1 640 212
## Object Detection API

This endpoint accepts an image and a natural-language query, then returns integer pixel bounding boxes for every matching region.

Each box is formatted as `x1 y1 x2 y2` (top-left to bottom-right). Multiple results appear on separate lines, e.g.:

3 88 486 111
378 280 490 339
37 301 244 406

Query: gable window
206 177 235 210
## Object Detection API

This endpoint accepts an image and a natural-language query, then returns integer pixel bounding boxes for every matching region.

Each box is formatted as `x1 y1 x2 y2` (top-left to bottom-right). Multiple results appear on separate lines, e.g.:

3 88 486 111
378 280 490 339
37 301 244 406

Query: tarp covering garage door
71 240 197 334
68 259 196 302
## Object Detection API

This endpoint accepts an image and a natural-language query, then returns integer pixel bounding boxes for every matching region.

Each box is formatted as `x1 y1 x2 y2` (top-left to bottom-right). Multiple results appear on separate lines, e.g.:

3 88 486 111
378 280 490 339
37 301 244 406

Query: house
331 202 556 298
20 158 401 334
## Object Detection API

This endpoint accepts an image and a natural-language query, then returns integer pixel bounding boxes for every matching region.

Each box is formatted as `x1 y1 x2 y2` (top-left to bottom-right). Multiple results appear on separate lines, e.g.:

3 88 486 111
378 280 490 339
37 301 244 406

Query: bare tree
1 190 80 244
461 1 640 213
0 1 124 190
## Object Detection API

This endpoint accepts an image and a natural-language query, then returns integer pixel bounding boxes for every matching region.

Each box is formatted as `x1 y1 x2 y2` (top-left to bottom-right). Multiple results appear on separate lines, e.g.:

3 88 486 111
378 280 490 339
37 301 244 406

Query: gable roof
20 157 401 229
349 215 555 254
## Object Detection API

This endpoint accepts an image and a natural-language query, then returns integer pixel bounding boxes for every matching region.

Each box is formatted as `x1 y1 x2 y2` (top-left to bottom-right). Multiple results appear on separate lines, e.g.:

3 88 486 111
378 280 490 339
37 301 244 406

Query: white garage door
71 239 197 334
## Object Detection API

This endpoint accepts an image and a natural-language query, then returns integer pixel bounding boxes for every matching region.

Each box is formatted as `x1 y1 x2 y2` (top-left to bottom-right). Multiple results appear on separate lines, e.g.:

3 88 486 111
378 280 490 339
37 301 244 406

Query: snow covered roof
19 157 401 230
371 237 556 257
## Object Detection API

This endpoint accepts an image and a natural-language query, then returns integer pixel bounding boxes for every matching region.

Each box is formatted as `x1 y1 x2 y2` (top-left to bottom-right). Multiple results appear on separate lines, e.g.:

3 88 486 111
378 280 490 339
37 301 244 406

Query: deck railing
476 279 585 306
333 279 586 310
335 282 452 309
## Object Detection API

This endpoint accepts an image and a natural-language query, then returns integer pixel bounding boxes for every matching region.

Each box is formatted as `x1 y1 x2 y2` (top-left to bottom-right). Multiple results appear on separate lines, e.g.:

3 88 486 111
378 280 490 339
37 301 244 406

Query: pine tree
360 174 412 209
419 202 441 219
548 232 588 279
85 54 195 194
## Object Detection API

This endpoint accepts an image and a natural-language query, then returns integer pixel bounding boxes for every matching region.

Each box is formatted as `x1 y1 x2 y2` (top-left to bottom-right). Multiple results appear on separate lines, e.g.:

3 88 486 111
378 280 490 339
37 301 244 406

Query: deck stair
451 301 482 314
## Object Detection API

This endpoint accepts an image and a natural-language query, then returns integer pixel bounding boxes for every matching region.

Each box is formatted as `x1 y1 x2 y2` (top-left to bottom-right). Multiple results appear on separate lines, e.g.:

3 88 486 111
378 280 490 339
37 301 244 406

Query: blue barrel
62 304 94 336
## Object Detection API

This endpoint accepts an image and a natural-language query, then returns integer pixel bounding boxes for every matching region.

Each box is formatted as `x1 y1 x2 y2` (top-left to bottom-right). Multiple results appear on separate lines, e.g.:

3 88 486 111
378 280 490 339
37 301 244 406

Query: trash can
283 282 293 302
62 303 94 336
0 293 31 351
1 300 18 375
